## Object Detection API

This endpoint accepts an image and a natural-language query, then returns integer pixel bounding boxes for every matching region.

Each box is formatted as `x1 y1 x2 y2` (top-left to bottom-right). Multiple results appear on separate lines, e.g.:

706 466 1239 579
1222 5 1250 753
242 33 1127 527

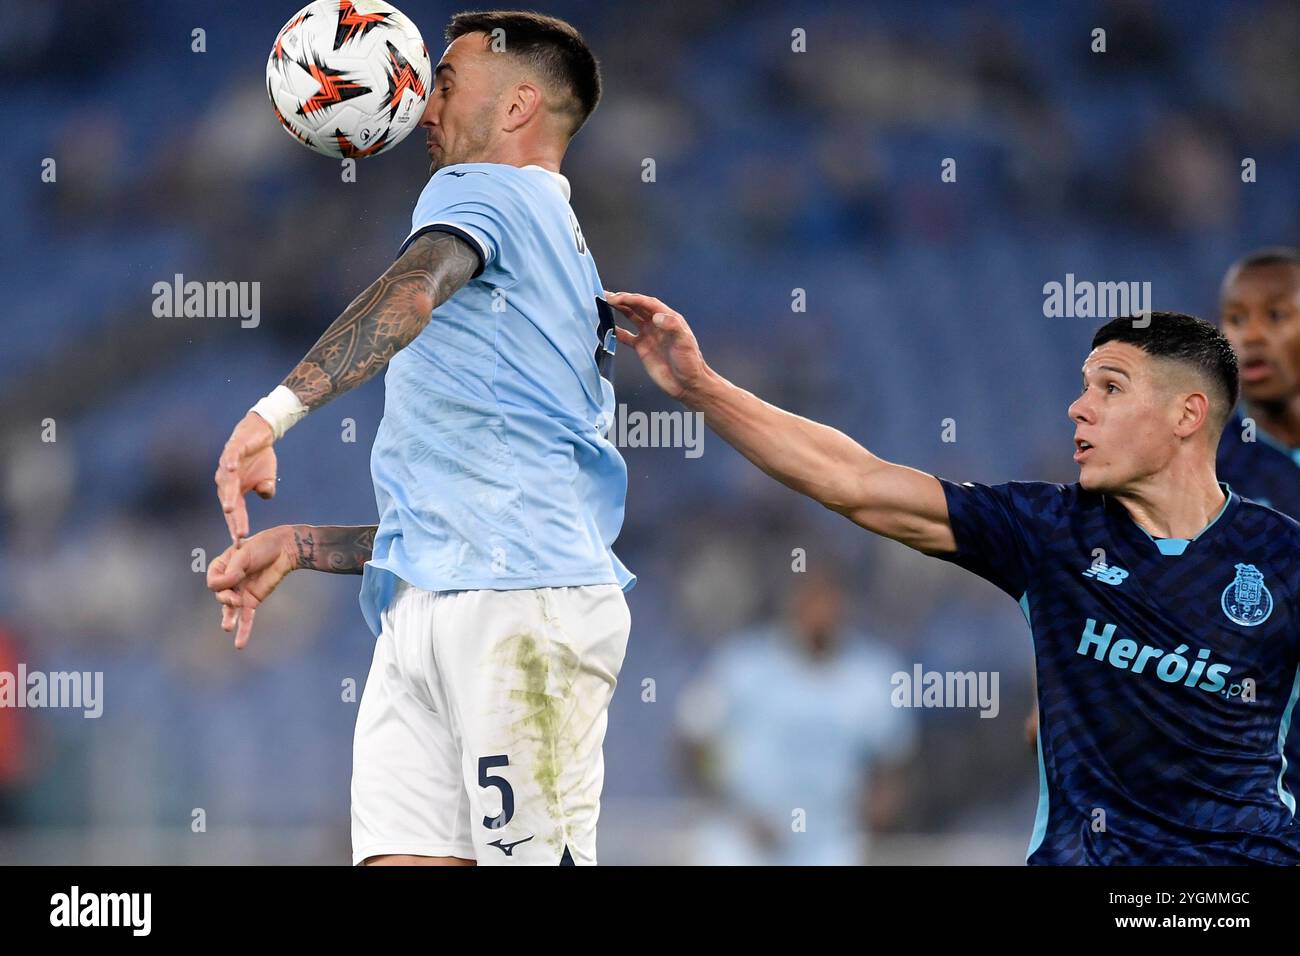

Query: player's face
1219 263 1300 406
793 578 841 631
1068 343 1179 493
421 34 503 174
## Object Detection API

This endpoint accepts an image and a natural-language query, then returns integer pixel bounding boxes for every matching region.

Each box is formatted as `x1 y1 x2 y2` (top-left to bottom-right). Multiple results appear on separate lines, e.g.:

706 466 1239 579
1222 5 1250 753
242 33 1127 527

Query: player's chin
1076 463 1108 493
1241 379 1285 405
1077 464 1128 496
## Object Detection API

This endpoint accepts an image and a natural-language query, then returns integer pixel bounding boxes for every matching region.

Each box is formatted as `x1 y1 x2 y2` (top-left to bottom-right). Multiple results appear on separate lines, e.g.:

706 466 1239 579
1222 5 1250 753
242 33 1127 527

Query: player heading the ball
212 9 630 868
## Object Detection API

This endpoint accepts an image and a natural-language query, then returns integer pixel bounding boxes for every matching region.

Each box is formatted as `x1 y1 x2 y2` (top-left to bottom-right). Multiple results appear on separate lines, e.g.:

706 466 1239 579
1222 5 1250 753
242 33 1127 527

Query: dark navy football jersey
938 479 1300 864
1217 412 1300 519
1217 412 1300 800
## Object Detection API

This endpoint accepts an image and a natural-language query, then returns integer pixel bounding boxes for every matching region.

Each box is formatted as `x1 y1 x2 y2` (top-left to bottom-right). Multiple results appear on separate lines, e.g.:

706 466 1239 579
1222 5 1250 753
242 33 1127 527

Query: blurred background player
675 567 914 865
209 11 632 866
1216 246 1300 795
1217 247 1300 514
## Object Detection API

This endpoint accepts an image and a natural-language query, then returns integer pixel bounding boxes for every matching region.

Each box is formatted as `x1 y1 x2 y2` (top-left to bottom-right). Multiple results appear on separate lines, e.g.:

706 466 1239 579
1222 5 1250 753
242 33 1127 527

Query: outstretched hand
207 525 298 649
604 292 709 402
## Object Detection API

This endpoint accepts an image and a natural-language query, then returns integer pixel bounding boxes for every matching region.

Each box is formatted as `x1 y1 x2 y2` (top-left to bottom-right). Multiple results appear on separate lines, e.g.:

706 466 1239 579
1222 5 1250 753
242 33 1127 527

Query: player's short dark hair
1222 247 1300 301
446 10 601 138
1091 312 1239 434
1225 246 1300 275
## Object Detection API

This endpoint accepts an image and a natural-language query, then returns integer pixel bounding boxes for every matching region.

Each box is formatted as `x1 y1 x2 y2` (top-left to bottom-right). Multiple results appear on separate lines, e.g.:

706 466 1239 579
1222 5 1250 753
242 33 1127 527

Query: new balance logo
1082 562 1129 586
488 835 534 857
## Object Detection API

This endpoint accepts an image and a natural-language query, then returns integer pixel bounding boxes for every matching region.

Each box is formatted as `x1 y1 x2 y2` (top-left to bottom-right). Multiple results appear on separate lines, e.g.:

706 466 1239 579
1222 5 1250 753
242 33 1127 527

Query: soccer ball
266 0 432 158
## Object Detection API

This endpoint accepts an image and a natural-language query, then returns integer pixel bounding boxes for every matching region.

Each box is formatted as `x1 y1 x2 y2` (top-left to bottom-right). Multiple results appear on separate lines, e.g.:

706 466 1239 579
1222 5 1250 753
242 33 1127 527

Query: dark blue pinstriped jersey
1217 412 1300 805
938 479 1300 865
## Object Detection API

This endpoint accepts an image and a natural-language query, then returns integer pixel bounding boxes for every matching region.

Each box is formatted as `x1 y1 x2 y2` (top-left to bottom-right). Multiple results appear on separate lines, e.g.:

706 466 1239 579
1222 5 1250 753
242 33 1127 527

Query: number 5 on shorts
478 755 514 830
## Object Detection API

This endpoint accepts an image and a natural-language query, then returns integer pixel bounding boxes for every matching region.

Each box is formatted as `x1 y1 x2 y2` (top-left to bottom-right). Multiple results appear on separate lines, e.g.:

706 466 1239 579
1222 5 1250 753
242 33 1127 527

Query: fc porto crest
1220 563 1273 627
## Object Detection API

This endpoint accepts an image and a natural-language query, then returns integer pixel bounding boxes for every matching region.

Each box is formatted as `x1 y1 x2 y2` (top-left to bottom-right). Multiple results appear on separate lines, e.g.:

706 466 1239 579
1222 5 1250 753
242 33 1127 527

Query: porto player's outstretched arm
606 292 957 555
214 231 481 544
207 524 377 648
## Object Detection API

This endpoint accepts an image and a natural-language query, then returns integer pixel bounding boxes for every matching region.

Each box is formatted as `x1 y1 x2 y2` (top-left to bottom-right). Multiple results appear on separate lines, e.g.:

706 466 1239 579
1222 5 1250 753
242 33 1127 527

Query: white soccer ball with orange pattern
266 0 431 158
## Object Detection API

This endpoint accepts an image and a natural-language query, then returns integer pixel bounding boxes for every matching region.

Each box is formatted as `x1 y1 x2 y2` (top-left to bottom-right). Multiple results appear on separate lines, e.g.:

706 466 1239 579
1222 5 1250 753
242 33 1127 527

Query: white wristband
250 385 309 440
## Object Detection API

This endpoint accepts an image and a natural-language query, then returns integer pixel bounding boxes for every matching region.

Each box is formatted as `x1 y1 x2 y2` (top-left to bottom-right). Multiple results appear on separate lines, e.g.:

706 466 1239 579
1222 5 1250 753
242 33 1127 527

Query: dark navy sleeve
935 479 1065 599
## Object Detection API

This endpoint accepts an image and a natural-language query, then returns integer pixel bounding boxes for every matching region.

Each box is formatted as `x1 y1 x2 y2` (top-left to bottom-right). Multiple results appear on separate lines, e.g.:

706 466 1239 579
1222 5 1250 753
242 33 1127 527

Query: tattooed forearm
281 231 480 409
291 525 377 574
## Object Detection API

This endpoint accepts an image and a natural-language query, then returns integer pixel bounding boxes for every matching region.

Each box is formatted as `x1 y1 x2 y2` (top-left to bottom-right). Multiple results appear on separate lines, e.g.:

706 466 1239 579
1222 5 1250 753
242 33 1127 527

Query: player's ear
1174 391 1211 438
503 82 542 131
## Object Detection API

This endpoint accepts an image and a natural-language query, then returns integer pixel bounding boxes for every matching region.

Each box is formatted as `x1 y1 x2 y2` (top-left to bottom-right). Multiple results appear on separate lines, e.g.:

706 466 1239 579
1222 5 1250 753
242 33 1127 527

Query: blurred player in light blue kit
677 569 914 865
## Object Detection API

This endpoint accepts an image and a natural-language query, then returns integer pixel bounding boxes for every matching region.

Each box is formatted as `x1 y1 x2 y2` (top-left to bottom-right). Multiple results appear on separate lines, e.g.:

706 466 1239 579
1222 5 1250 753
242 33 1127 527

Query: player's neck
1112 460 1226 540
1243 394 1300 448
479 140 564 173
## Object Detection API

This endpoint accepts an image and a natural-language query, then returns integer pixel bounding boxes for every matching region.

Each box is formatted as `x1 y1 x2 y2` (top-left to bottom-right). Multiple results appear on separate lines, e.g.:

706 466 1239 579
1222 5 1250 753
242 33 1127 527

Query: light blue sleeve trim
1019 592 1050 860
1278 664 1300 816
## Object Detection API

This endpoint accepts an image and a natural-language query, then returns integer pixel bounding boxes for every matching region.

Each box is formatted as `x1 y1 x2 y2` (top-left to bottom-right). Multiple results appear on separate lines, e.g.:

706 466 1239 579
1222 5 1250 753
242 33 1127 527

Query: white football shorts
351 581 631 865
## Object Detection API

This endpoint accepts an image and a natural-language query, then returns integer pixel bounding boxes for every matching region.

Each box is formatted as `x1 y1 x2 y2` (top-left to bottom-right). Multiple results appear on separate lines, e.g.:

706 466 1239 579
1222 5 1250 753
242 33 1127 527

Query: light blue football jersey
359 162 633 636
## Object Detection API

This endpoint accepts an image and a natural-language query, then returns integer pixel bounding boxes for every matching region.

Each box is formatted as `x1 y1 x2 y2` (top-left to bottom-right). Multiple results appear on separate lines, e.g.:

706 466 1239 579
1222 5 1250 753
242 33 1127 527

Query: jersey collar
1109 482 1237 557
1232 408 1300 468
521 164 571 201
